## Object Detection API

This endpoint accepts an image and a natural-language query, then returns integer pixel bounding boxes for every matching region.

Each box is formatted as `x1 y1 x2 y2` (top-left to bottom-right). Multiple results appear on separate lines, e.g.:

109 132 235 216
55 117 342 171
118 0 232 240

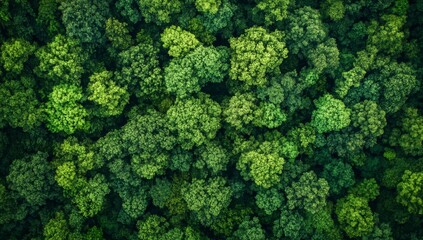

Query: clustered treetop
0 0 422 239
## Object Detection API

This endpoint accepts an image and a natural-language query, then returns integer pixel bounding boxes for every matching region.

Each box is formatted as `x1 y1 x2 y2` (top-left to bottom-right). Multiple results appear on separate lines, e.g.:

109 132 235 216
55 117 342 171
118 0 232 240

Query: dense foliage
0 0 422 239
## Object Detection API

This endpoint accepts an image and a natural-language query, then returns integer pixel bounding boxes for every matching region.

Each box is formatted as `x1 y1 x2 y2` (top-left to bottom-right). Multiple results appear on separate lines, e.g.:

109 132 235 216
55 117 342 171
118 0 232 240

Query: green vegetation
0 0 422 239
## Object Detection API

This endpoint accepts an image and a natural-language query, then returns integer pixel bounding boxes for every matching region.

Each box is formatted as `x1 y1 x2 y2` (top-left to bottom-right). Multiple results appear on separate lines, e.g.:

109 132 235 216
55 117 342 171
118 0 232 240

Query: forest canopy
0 0 422 239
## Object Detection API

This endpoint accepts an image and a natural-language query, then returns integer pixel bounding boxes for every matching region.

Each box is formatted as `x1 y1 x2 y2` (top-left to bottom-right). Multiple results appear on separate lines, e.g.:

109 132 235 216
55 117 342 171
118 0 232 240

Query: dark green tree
59 0 110 44
0 76 43 131
285 171 330 214
164 46 229 97
138 0 183 25
286 6 327 55
122 109 176 179
6 152 56 206
116 43 163 98
322 161 355 195
105 18 132 50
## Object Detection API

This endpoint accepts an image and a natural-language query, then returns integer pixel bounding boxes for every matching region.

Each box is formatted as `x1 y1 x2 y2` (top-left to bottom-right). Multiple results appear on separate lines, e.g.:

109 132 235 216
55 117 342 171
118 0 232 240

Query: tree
285 171 330 214
396 170 423 215
115 0 141 23
137 215 202 240
138 0 183 25
351 100 386 143
137 215 166 240
286 6 327 55
198 0 237 34
116 43 163 98
54 138 109 218
87 71 129 117
255 188 283 215
105 18 132 50
164 46 229 97
95 130 125 161
231 217 265 240
0 76 42 131
368 14 406 55
336 66 367 99
43 212 70 240
54 137 102 178
389 108 423 156
36 0 62 38
44 84 89 134
306 38 339 74
161 25 200 58
287 123 316 154
0 0 10 23
108 159 149 219
253 0 290 26
336 195 375 238
305 205 342 240
253 102 287 129
237 142 285 188
321 0 345 21
348 178 380 202
73 174 110 218
121 109 176 179
195 140 229 174
6 152 56 206
150 178 172 209
229 26 288 86
169 147 193 172
223 93 257 131
167 93 221 150
335 46 378 98
59 0 110 44
273 207 311 240
378 61 419 114
195 0 221 14
35 34 87 86
311 94 351 133
0 38 35 74
182 177 232 225
362 223 393 240
322 161 355 195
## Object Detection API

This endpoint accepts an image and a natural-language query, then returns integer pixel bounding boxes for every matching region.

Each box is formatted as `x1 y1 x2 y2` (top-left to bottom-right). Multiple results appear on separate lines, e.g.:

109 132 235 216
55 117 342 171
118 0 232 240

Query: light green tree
87 71 129 117
397 170 423 215
167 93 221 150
161 25 201 58
182 177 232 225
237 141 285 188
35 34 87 85
311 94 351 133
0 39 35 74
229 27 288 86
44 84 89 134
336 195 375 238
